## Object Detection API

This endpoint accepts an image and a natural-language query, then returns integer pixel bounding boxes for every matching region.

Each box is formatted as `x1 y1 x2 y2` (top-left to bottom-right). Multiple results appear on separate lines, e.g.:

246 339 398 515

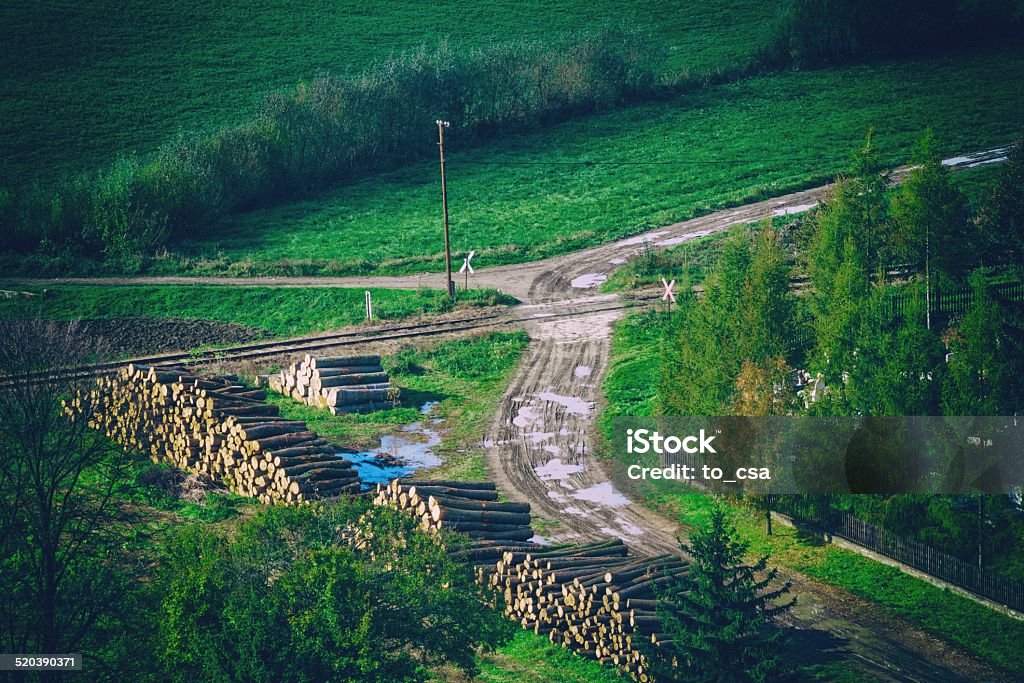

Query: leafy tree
153 503 514 683
0 320 151 681
841 289 944 416
660 224 795 416
731 357 796 417
650 505 794 682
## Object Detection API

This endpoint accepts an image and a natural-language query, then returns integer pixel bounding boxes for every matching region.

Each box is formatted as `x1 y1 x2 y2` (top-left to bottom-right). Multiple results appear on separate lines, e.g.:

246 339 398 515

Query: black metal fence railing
772 498 1024 613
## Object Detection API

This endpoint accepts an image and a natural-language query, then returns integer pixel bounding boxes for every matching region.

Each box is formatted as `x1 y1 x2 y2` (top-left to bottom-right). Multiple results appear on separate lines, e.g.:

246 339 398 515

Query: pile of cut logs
372 479 535 542
267 354 394 414
486 541 687 681
65 363 360 503
372 478 686 681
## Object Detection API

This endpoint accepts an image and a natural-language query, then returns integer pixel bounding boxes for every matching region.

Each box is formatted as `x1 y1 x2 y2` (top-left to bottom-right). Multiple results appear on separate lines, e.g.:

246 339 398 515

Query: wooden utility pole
437 120 454 299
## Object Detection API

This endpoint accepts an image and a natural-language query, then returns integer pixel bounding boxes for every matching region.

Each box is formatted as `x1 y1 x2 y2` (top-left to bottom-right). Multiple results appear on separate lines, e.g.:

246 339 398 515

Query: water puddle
571 482 631 508
574 365 592 378
655 228 715 247
534 390 594 416
534 458 586 481
773 202 817 217
570 273 608 289
345 402 443 486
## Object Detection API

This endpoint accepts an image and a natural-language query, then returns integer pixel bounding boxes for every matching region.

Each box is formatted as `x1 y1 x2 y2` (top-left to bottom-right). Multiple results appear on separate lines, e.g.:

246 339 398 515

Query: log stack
372 478 687 681
65 363 361 503
488 542 688 681
372 479 536 542
267 354 395 414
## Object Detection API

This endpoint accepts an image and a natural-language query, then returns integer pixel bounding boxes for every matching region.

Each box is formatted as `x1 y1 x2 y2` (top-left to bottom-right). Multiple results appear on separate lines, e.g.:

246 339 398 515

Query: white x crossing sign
459 251 475 274
661 277 676 303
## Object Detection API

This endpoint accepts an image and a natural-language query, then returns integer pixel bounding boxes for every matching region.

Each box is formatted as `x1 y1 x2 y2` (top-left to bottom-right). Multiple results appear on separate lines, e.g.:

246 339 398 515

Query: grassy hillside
145 47 1023 277
0 0 775 186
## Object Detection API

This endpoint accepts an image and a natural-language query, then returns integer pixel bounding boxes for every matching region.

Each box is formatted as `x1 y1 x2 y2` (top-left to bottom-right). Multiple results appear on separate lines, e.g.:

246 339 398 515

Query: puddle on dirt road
773 202 818 217
345 402 443 486
654 228 717 248
534 458 586 481
571 482 631 507
570 273 608 288
574 365 592 378
534 391 593 416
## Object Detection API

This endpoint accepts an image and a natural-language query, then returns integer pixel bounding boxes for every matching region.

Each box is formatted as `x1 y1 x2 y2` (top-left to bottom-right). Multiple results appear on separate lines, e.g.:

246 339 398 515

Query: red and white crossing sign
661 278 676 303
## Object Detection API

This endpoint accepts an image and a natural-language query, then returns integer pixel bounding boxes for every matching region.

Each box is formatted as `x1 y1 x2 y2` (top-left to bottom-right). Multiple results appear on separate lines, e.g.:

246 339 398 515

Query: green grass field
0 286 513 337
128 46 1024 279
0 0 775 186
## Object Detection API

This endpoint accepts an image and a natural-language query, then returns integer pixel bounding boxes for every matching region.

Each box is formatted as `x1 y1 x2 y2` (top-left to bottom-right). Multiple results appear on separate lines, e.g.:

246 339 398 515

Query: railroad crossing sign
460 251 475 290
661 278 676 303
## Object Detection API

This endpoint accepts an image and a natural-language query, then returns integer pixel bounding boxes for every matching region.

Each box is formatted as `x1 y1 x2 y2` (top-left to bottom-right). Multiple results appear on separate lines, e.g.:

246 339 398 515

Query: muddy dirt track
4 147 1013 680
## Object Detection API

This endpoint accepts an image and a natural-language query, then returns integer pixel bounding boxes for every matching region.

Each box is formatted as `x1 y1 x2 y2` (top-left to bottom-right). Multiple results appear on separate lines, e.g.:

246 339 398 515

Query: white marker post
459 250 475 291
661 277 676 317
365 290 373 323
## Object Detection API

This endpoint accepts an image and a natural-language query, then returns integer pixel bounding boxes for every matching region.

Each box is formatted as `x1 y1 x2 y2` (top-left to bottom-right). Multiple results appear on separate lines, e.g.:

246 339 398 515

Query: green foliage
766 0 1024 67
651 505 794 682
941 274 1024 415
153 503 514 683
471 631 623 682
891 129 970 280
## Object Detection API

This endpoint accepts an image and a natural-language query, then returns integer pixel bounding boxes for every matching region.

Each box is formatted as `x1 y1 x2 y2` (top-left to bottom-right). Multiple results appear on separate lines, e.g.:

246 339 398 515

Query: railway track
0 296 649 389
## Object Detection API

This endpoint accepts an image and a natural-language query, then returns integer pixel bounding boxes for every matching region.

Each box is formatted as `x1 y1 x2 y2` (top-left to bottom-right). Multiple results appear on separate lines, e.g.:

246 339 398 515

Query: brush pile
267 354 394 414
65 363 360 503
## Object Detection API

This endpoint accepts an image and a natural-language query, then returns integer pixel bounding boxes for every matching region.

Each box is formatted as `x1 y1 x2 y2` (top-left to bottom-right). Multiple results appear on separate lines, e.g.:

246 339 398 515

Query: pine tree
890 129 969 327
651 506 795 682
975 138 1024 271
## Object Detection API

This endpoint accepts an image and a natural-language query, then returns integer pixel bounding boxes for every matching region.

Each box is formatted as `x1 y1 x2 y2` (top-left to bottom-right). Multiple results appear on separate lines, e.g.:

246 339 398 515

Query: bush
152 502 513 683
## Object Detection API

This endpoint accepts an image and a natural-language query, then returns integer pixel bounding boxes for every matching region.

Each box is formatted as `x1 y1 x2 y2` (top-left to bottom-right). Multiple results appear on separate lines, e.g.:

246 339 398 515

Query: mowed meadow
169 47 1024 277
1 0 775 186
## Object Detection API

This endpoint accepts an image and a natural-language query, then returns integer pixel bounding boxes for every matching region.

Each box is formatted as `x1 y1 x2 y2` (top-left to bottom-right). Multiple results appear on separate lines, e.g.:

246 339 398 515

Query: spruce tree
651 506 795 682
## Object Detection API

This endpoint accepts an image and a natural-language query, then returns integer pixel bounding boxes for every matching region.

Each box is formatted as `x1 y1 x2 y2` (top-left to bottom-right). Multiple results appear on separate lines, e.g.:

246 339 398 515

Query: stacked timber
373 479 535 542
267 354 395 414
371 478 687 681
488 542 687 682
65 363 360 503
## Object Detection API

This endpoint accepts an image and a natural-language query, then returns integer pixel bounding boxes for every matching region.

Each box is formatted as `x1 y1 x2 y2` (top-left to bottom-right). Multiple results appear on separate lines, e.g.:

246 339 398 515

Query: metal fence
775 500 1024 613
